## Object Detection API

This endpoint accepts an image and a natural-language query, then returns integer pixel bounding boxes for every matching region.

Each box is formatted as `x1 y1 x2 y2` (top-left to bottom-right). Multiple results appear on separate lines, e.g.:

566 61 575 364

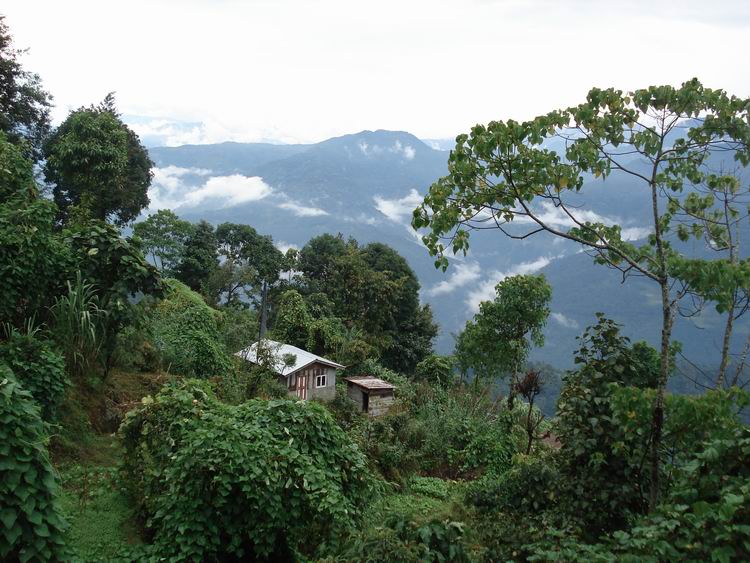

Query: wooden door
296 371 307 400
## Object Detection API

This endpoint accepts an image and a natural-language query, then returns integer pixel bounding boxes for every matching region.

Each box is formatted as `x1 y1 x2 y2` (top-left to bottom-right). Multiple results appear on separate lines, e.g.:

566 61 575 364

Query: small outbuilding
344 376 396 417
236 339 343 401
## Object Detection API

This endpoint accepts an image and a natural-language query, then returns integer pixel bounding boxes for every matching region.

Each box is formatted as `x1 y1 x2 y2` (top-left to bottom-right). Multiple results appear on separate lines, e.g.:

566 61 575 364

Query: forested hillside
1 14 749 563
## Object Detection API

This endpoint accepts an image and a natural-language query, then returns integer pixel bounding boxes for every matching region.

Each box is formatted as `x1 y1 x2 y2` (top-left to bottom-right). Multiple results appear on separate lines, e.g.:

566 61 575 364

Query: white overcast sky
4 0 750 144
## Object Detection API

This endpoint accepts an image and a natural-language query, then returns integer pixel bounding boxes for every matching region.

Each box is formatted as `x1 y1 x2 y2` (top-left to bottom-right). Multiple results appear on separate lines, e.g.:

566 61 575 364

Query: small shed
344 376 396 417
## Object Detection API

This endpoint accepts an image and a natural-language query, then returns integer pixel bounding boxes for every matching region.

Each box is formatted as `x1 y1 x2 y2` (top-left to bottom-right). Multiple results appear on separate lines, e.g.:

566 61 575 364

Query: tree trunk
648 281 674 511
717 299 735 388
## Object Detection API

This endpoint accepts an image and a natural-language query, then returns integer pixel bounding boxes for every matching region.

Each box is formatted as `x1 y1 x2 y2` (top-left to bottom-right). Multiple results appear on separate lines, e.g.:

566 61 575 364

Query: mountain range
145 129 749 370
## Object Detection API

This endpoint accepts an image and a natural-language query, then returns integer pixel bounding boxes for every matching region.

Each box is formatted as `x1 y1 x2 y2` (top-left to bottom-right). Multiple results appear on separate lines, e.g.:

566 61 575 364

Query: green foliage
455 274 551 386
120 380 374 560
0 326 67 421
132 209 193 274
608 427 750 562
0 133 68 327
43 94 152 225
272 289 312 348
555 315 658 536
332 517 470 563
0 367 68 561
63 220 162 375
298 235 437 373
467 454 559 514
174 220 219 293
415 354 455 385
409 477 450 500
0 16 52 163
148 279 232 378
215 305 258 354
50 274 103 378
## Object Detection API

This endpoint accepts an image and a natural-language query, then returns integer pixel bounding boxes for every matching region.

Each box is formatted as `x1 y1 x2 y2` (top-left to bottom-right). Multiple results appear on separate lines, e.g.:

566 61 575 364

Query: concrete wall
287 362 336 401
346 384 394 417
367 391 394 417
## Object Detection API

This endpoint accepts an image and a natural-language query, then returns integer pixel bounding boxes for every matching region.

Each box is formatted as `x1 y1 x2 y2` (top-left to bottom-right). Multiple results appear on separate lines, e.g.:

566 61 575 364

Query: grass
56 436 143 562
49 370 166 561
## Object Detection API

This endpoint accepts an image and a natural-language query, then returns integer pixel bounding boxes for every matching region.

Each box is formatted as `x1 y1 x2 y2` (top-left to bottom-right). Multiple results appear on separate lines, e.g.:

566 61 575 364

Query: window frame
315 373 327 388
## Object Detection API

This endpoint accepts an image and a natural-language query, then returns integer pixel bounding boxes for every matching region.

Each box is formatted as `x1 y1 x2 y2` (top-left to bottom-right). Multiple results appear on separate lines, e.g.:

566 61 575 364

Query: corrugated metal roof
344 376 396 391
236 339 344 376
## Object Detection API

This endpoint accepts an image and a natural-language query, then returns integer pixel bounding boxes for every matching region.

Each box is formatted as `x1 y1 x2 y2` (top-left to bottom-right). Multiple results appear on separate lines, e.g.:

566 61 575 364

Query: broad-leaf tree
455 274 551 403
43 94 153 225
0 16 52 163
413 79 750 508
133 209 194 274
174 220 219 292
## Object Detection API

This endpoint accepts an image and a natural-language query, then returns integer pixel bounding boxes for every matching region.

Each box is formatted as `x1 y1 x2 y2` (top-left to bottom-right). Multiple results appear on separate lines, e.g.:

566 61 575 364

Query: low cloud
466 256 553 312
277 201 329 217
148 167 273 210
182 175 273 208
621 227 651 241
427 262 482 297
374 189 423 223
551 312 579 329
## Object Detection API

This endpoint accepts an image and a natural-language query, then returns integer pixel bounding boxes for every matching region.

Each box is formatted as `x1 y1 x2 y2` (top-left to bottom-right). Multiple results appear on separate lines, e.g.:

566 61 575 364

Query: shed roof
344 376 396 391
236 339 344 376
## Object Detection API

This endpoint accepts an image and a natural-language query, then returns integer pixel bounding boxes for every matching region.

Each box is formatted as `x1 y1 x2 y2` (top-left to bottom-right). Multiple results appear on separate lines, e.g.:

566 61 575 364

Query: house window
315 373 327 388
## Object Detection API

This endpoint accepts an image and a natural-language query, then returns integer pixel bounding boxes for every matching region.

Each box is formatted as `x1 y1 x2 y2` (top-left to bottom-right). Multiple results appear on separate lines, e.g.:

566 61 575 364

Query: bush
0 327 68 421
148 279 232 378
467 454 559 514
120 380 374 560
408 476 449 499
330 517 470 563
0 367 68 561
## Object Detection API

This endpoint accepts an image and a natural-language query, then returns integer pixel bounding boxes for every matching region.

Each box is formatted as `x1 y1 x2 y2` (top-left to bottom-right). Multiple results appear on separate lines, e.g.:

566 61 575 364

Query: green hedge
0 367 68 561
149 279 232 378
120 380 374 560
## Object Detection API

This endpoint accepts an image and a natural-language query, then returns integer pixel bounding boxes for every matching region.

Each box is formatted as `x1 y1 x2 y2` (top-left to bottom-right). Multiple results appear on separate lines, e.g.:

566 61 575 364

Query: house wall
288 362 336 401
347 382 365 407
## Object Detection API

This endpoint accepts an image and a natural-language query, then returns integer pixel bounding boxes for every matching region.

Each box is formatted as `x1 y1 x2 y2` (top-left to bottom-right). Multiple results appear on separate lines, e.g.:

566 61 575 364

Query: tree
415 354 455 385
413 79 750 508
454 274 551 402
211 223 284 307
0 133 67 327
175 220 218 292
0 16 52 163
64 220 162 376
43 94 153 225
133 209 194 274
298 233 348 289
272 290 312 348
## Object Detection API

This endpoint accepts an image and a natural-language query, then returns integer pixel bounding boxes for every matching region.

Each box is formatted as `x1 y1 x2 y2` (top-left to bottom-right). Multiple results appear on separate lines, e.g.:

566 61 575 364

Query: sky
4 0 750 145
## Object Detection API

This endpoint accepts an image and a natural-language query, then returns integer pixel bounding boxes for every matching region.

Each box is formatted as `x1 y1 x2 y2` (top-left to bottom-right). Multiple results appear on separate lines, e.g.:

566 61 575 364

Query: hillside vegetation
1 17 749 562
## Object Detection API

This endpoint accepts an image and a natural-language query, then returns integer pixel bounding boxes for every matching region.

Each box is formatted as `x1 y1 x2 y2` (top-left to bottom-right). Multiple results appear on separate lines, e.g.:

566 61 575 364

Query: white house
236 339 343 401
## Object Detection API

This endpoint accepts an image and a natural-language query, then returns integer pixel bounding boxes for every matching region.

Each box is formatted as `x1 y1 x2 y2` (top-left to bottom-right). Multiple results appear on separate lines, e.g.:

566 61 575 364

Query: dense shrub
120 380 374 560
0 327 68 421
408 476 449 500
328 517 470 563
148 279 232 377
554 316 658 536
0 367 68 561
467 454 559 514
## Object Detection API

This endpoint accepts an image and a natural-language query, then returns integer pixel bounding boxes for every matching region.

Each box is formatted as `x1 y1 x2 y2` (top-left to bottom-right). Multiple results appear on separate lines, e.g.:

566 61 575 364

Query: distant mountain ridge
145 130 749 369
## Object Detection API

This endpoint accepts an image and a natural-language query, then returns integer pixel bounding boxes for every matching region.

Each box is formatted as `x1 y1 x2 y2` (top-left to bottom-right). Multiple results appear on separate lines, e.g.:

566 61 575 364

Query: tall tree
413 79 750 508
0 16 52 163
133 209 194 274
174 220 218 293
211 222 284 307
43 94 152 225
455 274 551 402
